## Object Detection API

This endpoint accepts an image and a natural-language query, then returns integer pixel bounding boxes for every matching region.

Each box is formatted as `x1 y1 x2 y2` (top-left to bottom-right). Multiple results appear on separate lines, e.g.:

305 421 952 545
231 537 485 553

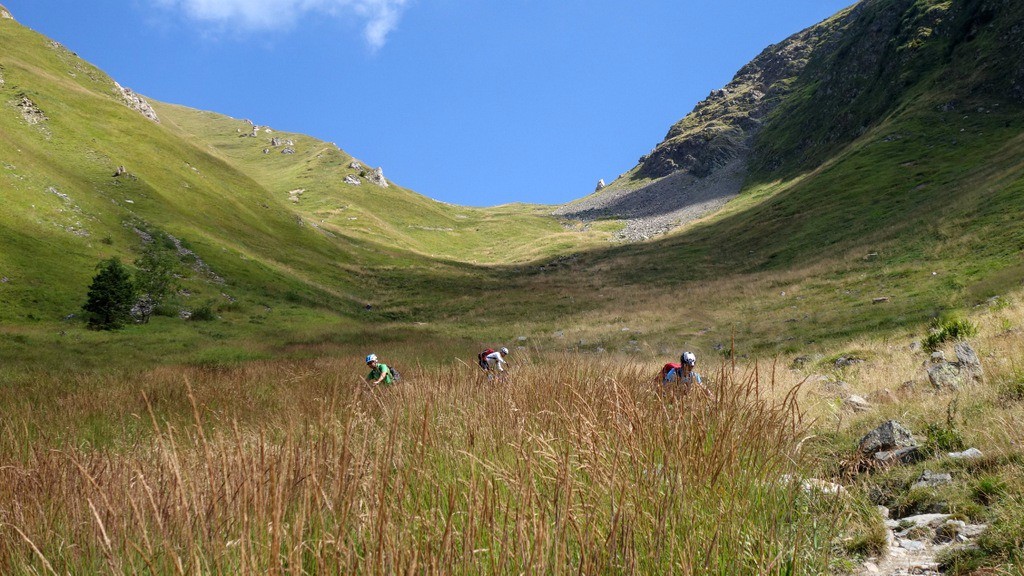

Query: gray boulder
367 166 389 187
928 342 983 390
843 395 871 412
595 179 606 191
874 446 921 465
948 448 983 460
928 362 964 390
955 341 983 382
859 420 917 455
344 175 361 185
912 470 953 490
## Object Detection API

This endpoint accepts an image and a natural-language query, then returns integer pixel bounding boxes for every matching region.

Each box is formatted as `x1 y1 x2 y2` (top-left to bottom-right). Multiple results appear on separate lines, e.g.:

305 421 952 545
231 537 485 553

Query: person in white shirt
481 347 509 379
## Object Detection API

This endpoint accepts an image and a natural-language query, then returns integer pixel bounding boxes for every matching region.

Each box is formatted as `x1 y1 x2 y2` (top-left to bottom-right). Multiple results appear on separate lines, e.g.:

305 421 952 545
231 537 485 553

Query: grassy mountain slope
500 0 1024 355
2 0 1023 364
0 13 615 340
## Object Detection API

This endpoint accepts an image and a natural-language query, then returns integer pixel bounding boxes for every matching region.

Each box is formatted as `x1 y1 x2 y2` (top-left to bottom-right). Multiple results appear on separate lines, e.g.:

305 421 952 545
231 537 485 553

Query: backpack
478 348 495 369
388 364 401 382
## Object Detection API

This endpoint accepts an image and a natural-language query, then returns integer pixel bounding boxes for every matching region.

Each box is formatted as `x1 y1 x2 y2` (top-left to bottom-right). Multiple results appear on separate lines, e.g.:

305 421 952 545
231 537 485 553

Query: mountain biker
676 351 710 396
365 353 394 386
480 347 509 377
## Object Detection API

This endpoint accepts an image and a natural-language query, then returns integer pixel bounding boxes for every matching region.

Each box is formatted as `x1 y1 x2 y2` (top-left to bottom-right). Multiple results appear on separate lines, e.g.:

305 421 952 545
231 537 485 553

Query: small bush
189 304 217 322
971 475 1007 505
922 317 978 352
921 421 966 457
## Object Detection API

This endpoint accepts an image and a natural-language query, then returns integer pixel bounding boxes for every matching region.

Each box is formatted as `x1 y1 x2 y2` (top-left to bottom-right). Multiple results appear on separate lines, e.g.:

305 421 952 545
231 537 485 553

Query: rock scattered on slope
0 4 13 19
349 161 363 170
948 448 983 460
927 341 983 390
843 395 871 412
911 470 953 490
859 420 917 455
595 179 606 191
344 175 361 185
288 188 305 203
113 82 159 123
17 96 47 124
367 166 388 187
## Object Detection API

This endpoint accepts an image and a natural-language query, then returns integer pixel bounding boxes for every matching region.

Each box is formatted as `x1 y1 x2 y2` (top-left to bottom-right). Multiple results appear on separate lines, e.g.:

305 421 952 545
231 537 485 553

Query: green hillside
0 12 615 363
2 0 1023 364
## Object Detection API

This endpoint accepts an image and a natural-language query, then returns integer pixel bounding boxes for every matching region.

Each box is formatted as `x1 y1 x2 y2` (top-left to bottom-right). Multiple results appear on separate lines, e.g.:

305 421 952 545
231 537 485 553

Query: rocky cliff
558 0 1024 241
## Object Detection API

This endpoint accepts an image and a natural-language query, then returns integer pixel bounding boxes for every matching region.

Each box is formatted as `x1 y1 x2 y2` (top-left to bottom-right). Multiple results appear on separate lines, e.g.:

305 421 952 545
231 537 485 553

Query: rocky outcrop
555 6 860 239
367 167 388 187
0 4 13 20
558 0 1024 241
595 179 606 192
344 175 361 186
17 96 47 124
113 82 159 123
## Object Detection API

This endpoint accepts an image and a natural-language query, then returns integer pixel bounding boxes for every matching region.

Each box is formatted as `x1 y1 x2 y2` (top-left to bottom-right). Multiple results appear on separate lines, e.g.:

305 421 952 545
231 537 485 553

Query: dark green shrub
153 303 178 318
189 304 216 322
922 317 978 352
971 476 1007 505
83 257 137 330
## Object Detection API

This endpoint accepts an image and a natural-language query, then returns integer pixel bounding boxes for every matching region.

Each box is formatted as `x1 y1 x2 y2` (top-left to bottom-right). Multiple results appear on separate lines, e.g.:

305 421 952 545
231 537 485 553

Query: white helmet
500 347 509 355
681 351 696 366
365 353 378 364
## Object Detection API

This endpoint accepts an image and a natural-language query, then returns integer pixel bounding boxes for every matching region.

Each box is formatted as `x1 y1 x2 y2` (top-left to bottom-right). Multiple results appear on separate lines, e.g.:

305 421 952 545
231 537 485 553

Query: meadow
3 292 1024 574
2 353 849 574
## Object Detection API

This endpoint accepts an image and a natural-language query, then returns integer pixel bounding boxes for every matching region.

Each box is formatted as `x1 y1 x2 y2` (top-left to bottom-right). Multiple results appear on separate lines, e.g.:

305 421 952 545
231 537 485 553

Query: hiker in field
478 347 509 378
675 351 712 397
365 353 394 386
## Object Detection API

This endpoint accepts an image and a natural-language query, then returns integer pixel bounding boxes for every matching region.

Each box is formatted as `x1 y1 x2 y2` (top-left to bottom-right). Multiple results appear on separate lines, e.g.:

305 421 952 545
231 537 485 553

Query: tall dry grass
0 356 841 574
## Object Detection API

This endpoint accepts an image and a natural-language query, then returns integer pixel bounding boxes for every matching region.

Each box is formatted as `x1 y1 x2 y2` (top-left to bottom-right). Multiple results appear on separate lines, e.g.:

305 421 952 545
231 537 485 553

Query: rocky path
861 512 987 575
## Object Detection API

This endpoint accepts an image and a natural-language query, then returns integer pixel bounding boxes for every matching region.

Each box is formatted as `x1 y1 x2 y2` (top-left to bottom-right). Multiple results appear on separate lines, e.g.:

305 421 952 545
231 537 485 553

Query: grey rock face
928 342 983 390
928 362 964 390
349 161 363 170
113 82 159 123
0 4 13 19
954 342 983 382
859 420 916 455
367 167 388 187
344 175 361 185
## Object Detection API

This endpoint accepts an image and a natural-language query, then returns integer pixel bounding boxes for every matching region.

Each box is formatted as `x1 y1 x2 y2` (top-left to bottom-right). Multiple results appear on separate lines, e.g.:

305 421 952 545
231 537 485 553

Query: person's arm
373 364 390 385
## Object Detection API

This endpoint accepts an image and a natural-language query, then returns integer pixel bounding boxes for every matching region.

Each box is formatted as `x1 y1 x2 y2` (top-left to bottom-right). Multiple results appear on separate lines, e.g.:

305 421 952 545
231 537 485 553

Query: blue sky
6 0 853 206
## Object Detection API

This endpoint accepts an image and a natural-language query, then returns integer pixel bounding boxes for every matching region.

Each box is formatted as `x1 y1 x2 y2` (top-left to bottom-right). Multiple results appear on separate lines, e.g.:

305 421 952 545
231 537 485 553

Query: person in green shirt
365 353 394 385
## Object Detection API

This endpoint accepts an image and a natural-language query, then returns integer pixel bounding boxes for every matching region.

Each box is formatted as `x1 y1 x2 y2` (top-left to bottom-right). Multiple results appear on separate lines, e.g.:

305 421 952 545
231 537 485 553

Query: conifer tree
83 257 137 330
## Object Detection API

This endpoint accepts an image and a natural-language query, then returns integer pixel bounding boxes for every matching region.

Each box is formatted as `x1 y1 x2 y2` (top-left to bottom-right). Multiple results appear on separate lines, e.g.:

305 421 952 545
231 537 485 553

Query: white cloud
155 0 411 49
